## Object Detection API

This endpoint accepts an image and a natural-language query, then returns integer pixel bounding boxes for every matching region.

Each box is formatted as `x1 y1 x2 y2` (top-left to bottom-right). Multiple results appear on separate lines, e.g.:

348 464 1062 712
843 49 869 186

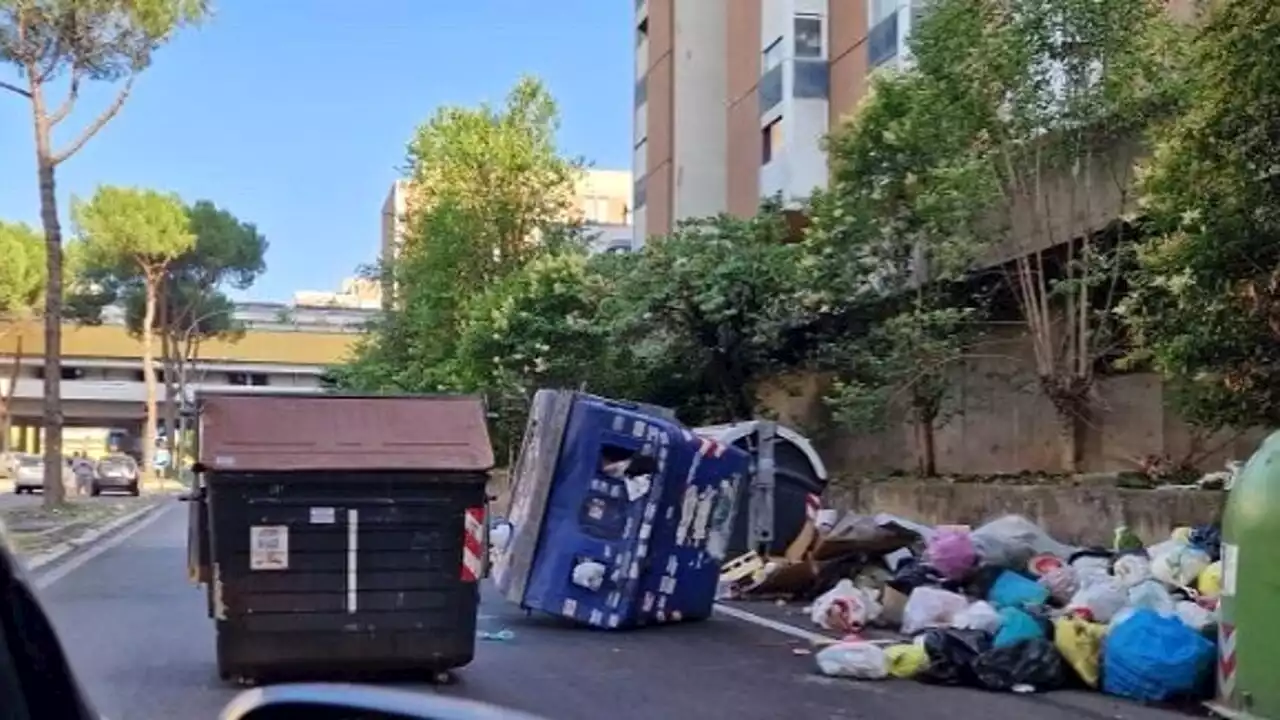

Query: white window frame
794 14 823 59
762 36 784 72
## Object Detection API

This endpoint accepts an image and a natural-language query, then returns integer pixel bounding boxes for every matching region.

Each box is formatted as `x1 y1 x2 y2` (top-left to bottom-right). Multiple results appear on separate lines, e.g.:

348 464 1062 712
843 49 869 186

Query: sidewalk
0 492 172 560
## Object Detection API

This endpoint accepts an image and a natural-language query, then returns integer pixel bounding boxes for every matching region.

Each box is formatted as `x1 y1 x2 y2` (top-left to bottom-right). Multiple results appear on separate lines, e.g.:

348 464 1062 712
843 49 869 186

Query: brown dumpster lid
196 393 494 472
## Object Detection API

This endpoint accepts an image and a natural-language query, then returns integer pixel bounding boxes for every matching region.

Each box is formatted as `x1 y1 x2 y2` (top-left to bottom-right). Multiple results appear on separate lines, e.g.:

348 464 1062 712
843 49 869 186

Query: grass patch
1 497 154 556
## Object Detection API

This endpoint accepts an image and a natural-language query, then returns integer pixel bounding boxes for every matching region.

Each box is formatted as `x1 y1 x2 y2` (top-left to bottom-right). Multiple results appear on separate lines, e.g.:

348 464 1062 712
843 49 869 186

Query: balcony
1 377 323 405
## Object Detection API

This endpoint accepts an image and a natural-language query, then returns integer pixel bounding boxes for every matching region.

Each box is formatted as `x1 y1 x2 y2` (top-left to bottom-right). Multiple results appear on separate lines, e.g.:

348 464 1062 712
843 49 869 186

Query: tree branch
0 80 32 99
47 68 83 127
51 75 136 166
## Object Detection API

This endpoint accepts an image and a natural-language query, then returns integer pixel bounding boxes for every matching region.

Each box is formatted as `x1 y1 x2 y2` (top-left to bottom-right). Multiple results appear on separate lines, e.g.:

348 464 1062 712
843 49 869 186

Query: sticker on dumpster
309 507 336 525
249 525 289 570
1222 542 1239 597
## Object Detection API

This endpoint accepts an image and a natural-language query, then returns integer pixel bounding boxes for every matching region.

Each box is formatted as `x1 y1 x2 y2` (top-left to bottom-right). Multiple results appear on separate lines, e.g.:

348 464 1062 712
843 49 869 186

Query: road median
0 494 173 572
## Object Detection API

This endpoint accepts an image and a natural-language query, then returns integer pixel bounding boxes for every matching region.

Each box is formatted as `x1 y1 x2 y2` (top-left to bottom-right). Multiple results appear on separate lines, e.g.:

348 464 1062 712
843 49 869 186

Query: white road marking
33 503 172 590
712 602 902 646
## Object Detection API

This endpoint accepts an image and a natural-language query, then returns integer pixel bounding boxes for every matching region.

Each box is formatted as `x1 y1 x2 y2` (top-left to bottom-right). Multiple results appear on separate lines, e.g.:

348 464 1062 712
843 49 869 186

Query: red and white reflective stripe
805 493 821 522
697 437 727 458
1219 622 1237 702
461 507 485 582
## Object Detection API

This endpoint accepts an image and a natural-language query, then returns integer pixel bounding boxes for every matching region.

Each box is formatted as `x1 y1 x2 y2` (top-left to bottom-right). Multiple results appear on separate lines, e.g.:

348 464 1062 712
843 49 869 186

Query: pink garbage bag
926 529 977 580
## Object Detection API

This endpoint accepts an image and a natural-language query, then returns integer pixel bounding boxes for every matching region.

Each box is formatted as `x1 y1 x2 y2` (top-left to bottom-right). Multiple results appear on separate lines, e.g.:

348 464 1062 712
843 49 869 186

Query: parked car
14 454 74 494
93 454 140 496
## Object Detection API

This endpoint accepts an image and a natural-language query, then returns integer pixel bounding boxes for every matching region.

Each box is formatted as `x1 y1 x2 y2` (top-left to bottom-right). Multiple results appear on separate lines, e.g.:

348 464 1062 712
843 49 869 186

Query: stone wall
824 478 1225 547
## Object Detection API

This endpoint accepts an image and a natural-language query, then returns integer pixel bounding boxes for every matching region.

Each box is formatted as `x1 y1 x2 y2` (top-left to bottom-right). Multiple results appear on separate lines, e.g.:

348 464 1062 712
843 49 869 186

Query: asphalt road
32 503 1198 720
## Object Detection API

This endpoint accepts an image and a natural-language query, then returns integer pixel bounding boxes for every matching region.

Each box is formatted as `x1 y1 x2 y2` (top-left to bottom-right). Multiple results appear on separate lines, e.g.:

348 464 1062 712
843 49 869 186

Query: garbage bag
1113 525 1145 553
1065 580 1127 623
1188 525 1222 561
884 643 929 679
1128 579 1176 617
971 638 1070 693
1040 566 1080 605
1150 542 1211 588
916 628 992 686
994 607 1047 648
1053 616 1106 688
1197 561 1223 599
959 565 1007 599
988 570 1050 609
952 600 1002 633
811 579 883 633
815 641 889 680
1069 550 1114 588
901 586 971 635
1175 600 1214 632
971 515 1077 568
1103 609 1215 702
925 529 977 581
1113 553 1153 588
887 559 946 595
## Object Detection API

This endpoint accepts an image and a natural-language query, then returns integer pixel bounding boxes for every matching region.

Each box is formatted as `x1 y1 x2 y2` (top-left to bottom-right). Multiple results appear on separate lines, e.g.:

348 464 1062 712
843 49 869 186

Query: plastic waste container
185 392 494 683
1213 430 1280 720
493 390 750 628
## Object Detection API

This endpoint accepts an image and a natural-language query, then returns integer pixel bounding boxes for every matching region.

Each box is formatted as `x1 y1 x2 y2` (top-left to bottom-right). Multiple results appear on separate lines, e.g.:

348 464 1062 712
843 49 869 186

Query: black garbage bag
962 565 1013 599
888 559 946 595
916 628 993 686
971 638 1070 693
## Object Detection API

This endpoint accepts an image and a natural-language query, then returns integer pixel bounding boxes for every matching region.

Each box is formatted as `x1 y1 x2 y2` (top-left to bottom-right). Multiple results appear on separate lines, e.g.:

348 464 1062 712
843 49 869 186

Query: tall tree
340 77 584 395
0 0 208 502
819 0 1187 471
1122 0 1280 430
71 186 194 477
0 221 45 453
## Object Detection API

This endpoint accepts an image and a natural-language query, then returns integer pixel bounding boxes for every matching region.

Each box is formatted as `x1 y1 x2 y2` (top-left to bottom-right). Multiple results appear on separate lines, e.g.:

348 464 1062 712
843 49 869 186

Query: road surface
33 502 1196 720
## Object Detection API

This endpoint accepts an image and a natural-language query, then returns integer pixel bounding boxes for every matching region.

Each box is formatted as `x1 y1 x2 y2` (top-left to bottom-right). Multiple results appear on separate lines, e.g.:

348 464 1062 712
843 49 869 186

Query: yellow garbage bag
1198 561 1223 599
1172 526 1193 544
1053 616 1106 688
884 643 928 679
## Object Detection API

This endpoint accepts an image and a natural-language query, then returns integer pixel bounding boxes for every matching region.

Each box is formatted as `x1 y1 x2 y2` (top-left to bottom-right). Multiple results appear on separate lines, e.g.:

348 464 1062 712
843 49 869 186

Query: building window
60 366 85 381
637 17 648 45
228 372 269 387
634 176 647 209
762 37 783 72
794 15 823 58
762 118 783 165
635 75 647 106
868 0 900 67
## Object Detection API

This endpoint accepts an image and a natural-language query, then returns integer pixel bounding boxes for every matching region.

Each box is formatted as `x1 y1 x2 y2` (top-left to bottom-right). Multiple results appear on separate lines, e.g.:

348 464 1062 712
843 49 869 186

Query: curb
24 499 171 573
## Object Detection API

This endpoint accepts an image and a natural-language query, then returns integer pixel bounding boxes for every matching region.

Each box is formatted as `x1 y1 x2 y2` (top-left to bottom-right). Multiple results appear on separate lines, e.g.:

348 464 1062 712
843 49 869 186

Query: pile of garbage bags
805 514 1221 702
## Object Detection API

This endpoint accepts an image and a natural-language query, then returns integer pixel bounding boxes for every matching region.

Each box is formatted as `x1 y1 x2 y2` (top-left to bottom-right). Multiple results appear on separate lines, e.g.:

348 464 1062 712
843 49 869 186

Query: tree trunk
916 418 938 478
1057 408 1085 474
36 156 65 507
159 291 179 477
0 335 25 455
141 278 159 486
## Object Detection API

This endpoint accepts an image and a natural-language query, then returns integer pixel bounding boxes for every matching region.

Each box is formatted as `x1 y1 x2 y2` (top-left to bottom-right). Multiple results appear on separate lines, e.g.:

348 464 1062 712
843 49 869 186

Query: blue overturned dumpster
492 390 751 629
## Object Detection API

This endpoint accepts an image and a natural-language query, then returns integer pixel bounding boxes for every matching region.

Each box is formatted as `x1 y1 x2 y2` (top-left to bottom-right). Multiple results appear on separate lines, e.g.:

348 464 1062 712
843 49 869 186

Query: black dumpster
186 392 494 684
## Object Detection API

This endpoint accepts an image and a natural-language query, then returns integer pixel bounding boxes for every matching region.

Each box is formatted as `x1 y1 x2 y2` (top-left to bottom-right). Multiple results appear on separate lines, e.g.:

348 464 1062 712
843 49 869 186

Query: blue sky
0 0 634 302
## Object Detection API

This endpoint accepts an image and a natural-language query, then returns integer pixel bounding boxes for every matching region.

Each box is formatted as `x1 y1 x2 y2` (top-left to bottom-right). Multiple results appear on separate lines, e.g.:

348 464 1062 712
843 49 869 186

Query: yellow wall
0 321 359 366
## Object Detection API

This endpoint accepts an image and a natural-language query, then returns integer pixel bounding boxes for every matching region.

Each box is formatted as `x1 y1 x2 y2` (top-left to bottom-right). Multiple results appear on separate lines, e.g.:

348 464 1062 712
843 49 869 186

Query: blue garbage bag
994 607 1046 648
988 570 1049 608
1102 609 1215 702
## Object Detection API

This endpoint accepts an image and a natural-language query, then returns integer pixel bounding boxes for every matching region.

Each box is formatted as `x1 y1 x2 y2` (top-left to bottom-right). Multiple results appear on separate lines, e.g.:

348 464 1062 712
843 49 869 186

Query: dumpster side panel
208 472 486 678
637 436 750 625
520 397 682 628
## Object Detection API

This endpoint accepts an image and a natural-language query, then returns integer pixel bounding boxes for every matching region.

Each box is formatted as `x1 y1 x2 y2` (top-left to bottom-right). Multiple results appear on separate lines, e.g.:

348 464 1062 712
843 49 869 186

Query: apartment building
633 0 731 242
633 0 925 239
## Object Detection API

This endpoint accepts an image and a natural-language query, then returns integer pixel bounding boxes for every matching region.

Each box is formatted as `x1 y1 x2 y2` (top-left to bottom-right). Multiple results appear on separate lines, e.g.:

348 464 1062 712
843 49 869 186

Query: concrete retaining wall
823 479 1225 547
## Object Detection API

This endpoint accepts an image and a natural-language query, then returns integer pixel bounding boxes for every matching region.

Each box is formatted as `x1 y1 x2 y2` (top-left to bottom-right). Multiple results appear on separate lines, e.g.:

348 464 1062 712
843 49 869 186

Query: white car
14 454 74 494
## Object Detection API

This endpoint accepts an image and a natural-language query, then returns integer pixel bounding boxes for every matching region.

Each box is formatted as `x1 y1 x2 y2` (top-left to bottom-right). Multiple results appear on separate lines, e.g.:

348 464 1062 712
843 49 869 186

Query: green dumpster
1212 430 1280 720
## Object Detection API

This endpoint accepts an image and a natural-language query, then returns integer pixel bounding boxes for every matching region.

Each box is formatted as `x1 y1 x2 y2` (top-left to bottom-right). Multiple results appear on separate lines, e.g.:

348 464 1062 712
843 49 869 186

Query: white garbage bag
1070 554 1113 588
951 600 1003 633
815 641 889 680
1113 554 1153 588
1150 542 1211 588
810 579 883 633
1065 580 1128 623
1128 579 1176 617
1175 600 1215 632
970 515 1078 567
901 586 971 635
